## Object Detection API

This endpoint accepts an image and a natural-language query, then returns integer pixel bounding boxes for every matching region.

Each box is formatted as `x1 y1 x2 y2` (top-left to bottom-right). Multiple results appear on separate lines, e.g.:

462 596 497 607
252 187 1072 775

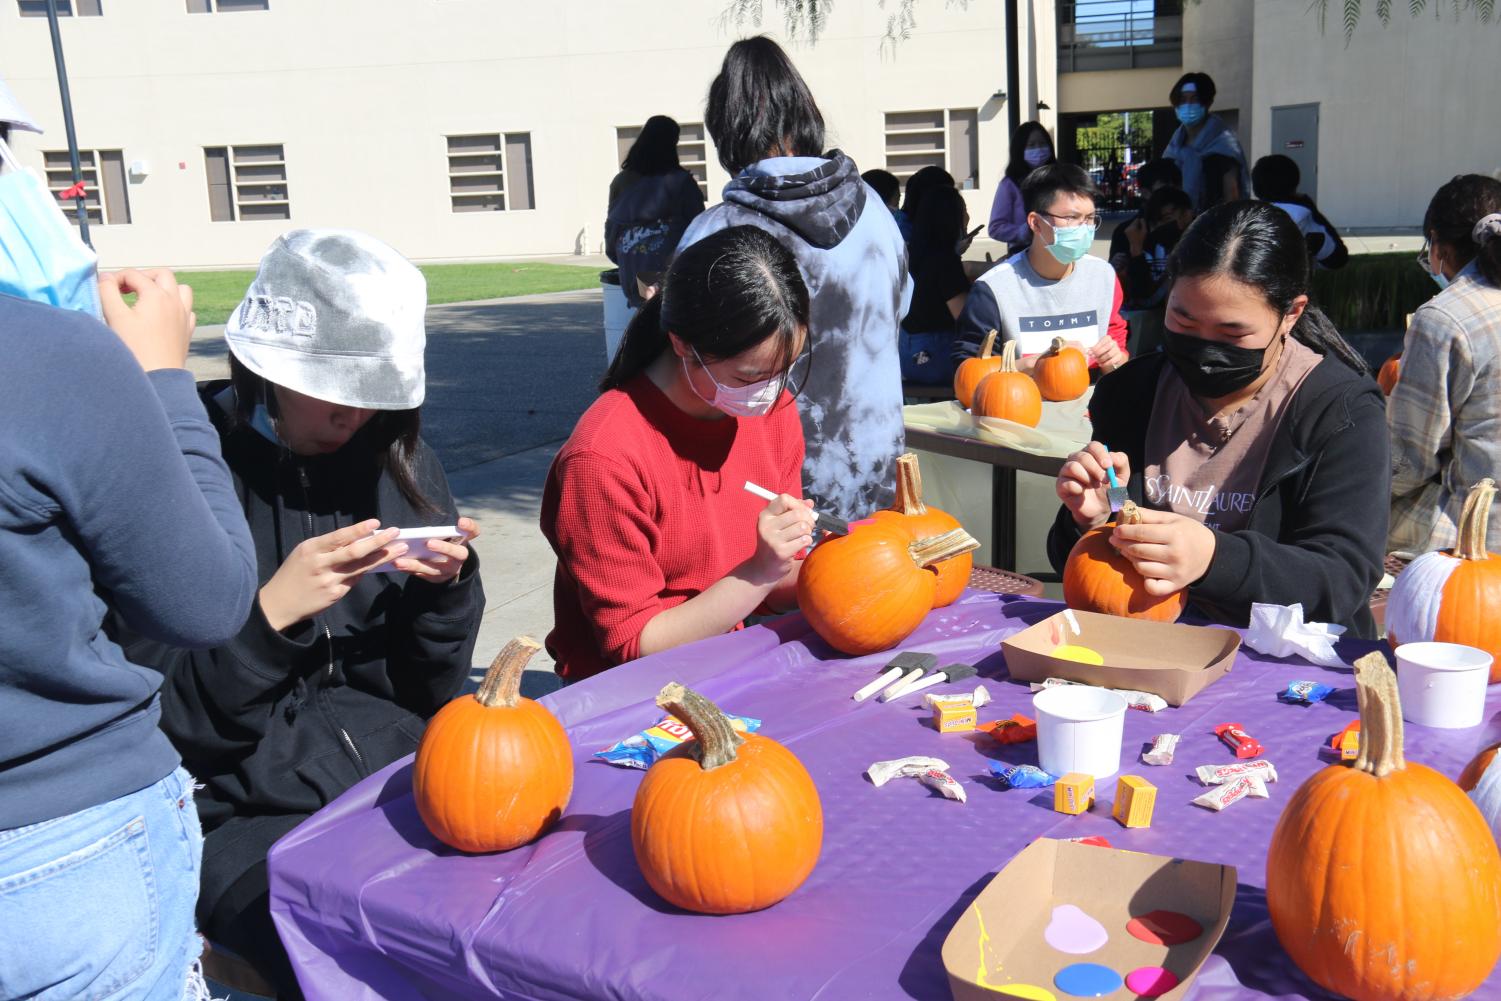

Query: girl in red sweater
542 226 815 680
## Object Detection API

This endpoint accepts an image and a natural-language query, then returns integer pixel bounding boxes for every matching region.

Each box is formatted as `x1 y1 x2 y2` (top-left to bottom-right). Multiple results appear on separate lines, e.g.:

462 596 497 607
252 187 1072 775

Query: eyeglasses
1416 242 1432 273
1039 210 1102 229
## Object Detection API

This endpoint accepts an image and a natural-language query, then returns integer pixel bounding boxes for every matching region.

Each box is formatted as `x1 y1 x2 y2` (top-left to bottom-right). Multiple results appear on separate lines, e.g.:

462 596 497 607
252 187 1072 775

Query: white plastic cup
1033 686 1129 780
1395 642 1491 730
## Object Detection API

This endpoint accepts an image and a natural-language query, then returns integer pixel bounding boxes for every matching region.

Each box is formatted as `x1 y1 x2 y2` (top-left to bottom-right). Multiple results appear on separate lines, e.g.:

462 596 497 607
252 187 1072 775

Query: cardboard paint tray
1001 610 1240 707
942 838 1236 1001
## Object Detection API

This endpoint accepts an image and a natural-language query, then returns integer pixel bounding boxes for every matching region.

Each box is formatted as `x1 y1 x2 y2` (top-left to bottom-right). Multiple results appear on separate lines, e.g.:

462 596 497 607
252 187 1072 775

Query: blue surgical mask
1045 222 1096 265
684 347 782 417
0 142 102 318
1431 269 1450 291
1175 103 1206 127
1023 146 1051 168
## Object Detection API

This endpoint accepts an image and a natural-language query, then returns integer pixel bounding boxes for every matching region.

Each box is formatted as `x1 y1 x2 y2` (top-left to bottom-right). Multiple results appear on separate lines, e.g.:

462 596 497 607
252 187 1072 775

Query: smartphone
366 525 462 573
965 224 984 240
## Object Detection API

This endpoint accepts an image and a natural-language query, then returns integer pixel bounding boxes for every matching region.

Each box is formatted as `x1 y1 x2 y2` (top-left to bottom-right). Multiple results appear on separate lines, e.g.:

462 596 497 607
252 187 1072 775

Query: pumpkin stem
1000 339 1020 373
1352 652 1405 777
979 329 998 360
1047 337 1066 357
1119 500 1142 527
1456 478 1496 561
891 453 928 516
910 527 980 568
657 682 744 771
474 636 543 708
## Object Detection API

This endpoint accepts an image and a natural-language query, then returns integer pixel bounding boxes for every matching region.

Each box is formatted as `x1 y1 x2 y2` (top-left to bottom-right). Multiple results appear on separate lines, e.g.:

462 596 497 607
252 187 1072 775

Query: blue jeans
899 330 958 384
0 767 204 1000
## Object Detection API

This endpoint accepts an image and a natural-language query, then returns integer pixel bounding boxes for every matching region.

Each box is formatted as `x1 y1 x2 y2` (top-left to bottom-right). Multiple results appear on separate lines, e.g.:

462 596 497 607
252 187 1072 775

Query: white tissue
1244 602 1347 668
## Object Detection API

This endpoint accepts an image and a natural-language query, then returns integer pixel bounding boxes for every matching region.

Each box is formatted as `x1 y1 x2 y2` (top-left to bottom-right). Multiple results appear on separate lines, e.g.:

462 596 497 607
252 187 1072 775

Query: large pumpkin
1378 354 1400 395
1033 337 1090 402
1387 478 1501 683
1461 740 1501 848
954 328 1004 410
1062 501 1185 622
633 682 822 914
413 636 573 853
1267 652 1501 1001
872 453 972 608
797 521 979 655
972 340 1043 428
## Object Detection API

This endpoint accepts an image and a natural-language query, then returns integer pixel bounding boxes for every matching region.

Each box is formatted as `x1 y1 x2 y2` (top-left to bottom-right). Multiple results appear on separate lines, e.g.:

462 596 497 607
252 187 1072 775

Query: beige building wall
1251 0 1500 229
0 0 1049 270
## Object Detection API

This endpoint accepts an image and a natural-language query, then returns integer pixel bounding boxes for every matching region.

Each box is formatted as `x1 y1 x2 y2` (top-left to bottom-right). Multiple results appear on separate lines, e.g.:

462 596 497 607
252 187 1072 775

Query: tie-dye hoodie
680 151 911 521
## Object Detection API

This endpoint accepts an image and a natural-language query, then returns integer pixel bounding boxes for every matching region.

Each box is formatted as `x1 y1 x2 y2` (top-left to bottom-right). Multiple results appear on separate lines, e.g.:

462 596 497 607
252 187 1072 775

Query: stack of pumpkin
954 329 1090 428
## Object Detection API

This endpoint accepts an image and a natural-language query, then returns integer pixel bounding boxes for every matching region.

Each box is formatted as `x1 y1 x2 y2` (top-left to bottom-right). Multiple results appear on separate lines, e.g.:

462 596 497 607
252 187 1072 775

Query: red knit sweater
540 374 805 681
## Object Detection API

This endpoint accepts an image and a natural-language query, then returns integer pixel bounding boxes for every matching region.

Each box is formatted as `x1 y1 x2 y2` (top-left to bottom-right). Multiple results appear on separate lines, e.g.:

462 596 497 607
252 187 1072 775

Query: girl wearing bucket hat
113 229 486 997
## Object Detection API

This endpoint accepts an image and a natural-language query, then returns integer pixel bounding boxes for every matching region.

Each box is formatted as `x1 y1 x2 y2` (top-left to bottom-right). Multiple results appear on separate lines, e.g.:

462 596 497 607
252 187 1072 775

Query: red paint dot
1125 909 1203 946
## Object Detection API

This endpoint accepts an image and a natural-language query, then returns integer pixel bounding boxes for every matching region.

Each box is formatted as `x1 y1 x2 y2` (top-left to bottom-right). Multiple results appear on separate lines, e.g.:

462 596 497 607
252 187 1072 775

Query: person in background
680 36 910 522
1115 186 1194 310
1163 72 1249 213
1251 154 1348 270
1108 157 1183 263
989 120 1056 253
862 167 910 240
606 115 706 307
543 226 815 682
901 164 957 231
115 230 486 999
1049 200 1386 635
900 185 972 384
956 164 1129 374
1388 174 1501 555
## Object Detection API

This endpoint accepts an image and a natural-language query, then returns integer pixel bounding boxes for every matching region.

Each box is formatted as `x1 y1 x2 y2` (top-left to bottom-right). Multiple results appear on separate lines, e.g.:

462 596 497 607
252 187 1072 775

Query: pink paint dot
1124 966 1179 997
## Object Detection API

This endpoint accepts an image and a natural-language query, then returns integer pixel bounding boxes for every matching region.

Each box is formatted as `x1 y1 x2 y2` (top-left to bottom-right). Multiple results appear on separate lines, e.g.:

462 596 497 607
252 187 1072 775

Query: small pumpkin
413 636 573 853
871 453 973 607
1032 337 1090 402
954 328 1005 410
1062 501 1185 622
1377 353 1400 395
632 682 823 914
1387 478 1501 683
1267 652 1501 1001
797 522 979 655
972 340 1043 428
1460 740 1501 848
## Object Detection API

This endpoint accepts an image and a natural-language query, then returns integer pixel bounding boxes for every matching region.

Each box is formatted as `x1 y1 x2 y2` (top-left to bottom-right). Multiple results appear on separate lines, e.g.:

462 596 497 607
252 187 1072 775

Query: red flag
58 180 87 200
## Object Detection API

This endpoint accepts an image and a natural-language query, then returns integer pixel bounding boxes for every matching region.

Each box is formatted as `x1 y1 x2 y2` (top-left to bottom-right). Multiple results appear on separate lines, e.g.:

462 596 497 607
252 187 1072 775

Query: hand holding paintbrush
1055 442 1131 529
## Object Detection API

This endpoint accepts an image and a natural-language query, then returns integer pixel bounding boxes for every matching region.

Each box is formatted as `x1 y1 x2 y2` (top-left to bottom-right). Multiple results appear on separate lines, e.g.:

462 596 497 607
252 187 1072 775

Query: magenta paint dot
1043 904 1109 954
1053 962 1123 997
1124 966 1179 997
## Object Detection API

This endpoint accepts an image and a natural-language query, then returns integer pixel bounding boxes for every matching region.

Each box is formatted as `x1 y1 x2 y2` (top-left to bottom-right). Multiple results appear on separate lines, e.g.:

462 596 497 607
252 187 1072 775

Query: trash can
600 269 634 364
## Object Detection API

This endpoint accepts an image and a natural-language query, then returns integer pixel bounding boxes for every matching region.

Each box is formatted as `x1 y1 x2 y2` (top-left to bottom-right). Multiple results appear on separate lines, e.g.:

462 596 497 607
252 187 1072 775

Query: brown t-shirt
1142 337 1321 533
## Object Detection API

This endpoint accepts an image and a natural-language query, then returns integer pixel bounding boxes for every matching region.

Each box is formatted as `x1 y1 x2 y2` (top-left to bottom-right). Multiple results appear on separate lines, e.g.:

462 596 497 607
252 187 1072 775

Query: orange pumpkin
872 453 973 607
1267 653 1501 1001
1032 337 1090 402
413 636 573 853
633 682 822 914
1377 353 1400 395
954 328 1004 410
1387 478 1501 683
1062 501 1185 622
797 521 979 655
1460 740 1501 848
972 341 1043 428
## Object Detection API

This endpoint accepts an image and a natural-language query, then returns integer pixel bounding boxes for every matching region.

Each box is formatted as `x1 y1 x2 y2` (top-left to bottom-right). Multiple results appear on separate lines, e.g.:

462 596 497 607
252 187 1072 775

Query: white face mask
683 347 782 417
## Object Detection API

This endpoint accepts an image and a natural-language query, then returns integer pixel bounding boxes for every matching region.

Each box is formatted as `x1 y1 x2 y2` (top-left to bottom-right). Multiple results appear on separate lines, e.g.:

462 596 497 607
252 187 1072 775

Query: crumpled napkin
1244 602 1346 668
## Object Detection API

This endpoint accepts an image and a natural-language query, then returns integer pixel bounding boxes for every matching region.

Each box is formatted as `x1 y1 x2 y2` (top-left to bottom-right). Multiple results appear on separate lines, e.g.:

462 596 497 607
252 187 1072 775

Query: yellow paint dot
1051 644 1104 666
992 985 1057 1000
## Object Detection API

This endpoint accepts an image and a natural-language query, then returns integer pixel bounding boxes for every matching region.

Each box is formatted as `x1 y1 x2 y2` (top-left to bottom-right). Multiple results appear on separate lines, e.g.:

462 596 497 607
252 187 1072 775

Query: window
185 0 268 11
43 149 130 225
883 109 980 190
446 133 535 213
203 144 290 221
19 0 103 15
615 122 710 201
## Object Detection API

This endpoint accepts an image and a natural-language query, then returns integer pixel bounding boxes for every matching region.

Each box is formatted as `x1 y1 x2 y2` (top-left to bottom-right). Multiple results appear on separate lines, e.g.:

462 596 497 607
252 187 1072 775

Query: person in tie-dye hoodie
680 36 911 522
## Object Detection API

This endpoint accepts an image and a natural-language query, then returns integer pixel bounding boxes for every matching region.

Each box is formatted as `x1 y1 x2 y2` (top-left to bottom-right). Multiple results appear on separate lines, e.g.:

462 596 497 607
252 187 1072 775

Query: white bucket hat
225 229 426 410
0 78 41 134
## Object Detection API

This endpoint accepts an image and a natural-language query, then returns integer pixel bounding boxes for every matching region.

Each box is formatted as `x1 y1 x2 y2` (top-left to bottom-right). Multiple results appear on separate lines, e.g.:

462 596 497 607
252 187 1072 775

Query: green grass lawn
180 262 602 325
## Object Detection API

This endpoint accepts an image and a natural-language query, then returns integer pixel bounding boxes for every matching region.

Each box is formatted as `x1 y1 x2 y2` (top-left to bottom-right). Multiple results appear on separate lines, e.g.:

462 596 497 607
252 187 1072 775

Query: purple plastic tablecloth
268 593 1501 1001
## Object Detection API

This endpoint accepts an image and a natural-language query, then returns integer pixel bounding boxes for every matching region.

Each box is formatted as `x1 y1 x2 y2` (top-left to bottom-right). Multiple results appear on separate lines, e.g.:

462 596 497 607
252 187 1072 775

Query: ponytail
1291 305 1367 375
600 294 667 392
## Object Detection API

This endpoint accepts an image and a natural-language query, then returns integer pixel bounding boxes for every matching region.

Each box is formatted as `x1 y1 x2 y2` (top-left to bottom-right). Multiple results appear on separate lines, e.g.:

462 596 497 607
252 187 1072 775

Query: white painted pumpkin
1461 744 1501 846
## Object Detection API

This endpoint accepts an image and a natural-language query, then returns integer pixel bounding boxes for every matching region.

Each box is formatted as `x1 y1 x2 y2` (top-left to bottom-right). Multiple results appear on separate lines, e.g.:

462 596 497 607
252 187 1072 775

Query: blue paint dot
1053 962 1124 997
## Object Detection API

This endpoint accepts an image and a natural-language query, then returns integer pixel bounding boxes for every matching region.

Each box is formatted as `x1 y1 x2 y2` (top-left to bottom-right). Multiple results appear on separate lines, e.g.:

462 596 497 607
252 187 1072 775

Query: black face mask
1162 330 1270 398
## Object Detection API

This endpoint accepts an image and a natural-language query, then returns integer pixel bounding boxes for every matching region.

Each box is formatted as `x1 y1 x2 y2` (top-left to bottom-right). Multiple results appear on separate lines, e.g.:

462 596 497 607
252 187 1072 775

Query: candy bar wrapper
1028 677 1166 712
1281 680 1337 705
923 685 992 711
917 768 967 803
866 756 950 788
1191 774 1269 811
1194 759 1279 786
1029 677 1077 693
986 762 1058 790
980 713 1038 745
1141 733 1181 766
595 713 762 769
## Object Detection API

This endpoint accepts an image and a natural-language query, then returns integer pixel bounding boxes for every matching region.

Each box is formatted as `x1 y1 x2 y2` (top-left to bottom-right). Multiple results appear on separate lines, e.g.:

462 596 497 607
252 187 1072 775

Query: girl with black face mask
1047 200 1389 636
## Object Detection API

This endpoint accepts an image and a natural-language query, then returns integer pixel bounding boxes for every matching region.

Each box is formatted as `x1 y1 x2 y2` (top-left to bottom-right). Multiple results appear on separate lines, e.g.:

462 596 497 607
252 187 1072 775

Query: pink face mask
683 347 783 417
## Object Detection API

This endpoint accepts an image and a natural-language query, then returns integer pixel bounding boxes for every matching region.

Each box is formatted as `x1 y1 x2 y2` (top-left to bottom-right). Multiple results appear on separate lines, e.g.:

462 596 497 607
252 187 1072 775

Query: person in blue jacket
606 115 706 307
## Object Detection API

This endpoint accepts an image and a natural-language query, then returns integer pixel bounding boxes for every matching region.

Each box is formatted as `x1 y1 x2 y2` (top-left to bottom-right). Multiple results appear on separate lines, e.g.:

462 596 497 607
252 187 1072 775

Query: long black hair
910 184 966 256
705 36 825 175
1424 174 1501 287
901 165 955 217
1168 200 1367 373
622 116 682 176
601 225 810 394
1004 121 1055 185
228 354 439 514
